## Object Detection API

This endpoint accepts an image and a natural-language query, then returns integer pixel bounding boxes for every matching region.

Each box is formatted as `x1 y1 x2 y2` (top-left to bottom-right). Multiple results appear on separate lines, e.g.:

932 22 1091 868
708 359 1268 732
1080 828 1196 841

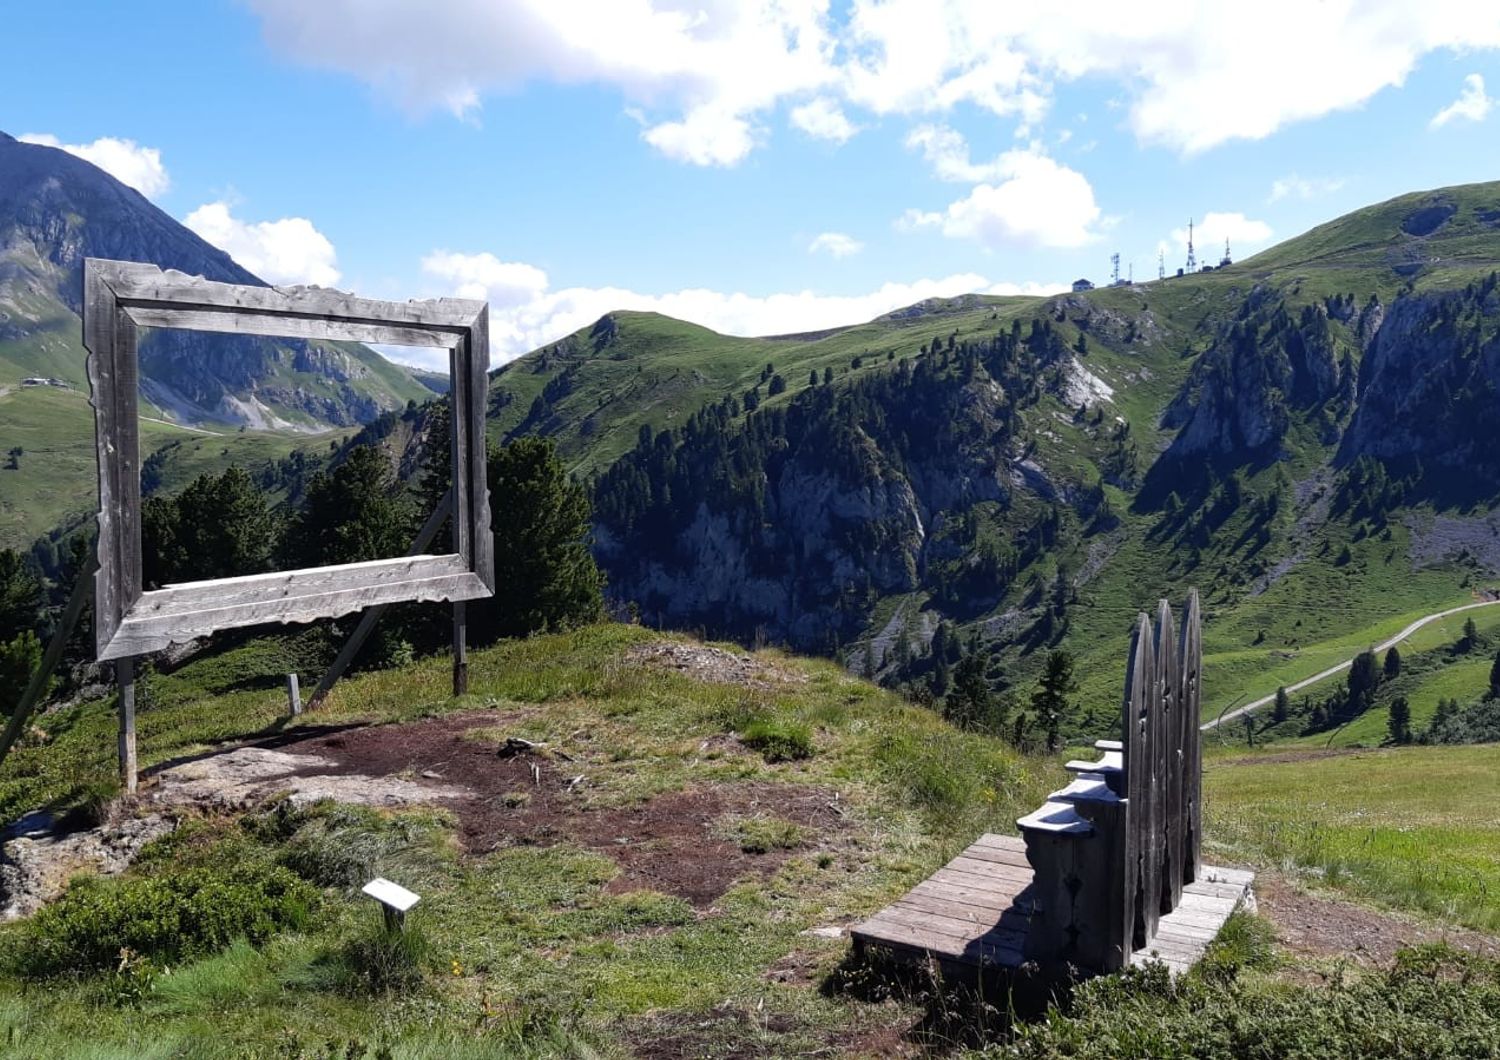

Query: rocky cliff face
593 362 1062 650
1341 282 1500 486
1160 291 1368 462
0 131 424 429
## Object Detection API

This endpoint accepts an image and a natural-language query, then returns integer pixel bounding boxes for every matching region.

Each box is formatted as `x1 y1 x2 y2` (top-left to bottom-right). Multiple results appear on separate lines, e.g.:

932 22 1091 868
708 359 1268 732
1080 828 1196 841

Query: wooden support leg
452 601 468 696
286 672 302 717
117 657 137 794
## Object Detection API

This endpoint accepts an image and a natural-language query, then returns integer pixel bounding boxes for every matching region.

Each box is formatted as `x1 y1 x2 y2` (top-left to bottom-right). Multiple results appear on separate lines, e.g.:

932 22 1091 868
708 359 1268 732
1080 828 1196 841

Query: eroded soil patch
1255 873 1500 966
279 712 841 906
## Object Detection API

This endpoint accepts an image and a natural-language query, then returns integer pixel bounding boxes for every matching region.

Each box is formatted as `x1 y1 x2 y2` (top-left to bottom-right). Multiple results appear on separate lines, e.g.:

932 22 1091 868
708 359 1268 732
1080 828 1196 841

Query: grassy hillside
0 625 1494 1056
482 181 1500 741
0 384 352 548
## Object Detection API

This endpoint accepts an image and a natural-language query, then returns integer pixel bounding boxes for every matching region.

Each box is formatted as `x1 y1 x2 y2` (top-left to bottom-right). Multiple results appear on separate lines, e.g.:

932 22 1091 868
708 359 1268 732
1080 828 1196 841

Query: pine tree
1032 650 1078 753
1383 646 1402 681
0 629 42 716
1463 616 1480 651
1273 686 1289 723
944 649 991 731
1489 649 1500 701
1387 696 1412 744
0 548 43 643
1346 650 1381 713
287 447 412 568
480 437 604 639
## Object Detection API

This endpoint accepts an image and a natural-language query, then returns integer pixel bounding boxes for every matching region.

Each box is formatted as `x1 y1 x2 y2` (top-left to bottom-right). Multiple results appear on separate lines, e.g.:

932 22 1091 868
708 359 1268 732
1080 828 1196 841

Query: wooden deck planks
852 833 1254 978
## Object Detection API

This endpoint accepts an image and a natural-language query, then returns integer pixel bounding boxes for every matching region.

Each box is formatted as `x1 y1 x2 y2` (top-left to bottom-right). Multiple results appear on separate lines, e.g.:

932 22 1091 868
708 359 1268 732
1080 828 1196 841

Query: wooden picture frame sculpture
84 259 494 787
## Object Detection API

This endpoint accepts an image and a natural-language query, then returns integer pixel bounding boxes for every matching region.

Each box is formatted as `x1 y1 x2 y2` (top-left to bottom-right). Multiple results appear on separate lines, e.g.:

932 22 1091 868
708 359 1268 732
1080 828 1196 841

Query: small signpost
362 877 421 931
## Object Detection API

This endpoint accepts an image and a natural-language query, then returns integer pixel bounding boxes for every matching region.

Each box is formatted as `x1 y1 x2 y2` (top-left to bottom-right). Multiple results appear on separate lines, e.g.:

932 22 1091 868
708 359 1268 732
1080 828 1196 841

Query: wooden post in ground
452 601 468 696
286 673 302 716
117 657 137 793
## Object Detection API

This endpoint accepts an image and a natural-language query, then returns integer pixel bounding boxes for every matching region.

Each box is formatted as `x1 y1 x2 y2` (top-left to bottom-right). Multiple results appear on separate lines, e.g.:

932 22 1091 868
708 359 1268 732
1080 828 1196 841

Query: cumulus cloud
247 2 1500 163
183 202 340 286
1430 73 1495 128
789 96 859 143
419 250 549 305
807 232 864 258
247 0 834 167
1269 174 1346 202
900 147 1102 249
18 133 170 198
417 252 1065 362
642 105 758 166
1168 213 1273 259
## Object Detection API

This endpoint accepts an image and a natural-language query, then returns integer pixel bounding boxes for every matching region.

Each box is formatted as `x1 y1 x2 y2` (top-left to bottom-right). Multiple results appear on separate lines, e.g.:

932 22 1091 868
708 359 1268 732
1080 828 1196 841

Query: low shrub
17 864 316 976
328 920 432 994
738 716 814 762
994 944 1500 1059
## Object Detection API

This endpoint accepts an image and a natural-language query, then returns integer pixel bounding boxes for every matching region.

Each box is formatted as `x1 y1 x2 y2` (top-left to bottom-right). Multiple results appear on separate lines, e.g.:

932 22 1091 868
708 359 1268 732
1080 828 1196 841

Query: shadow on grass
821 946 1078 1053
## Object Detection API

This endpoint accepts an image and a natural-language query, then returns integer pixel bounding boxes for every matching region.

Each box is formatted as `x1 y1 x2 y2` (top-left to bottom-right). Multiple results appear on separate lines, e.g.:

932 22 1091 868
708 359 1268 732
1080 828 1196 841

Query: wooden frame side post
117 657 137 793
452 602 468 696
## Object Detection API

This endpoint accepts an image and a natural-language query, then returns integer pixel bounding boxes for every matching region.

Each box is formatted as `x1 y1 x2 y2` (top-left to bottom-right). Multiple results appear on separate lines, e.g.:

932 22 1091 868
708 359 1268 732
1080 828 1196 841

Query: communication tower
1185 219 1197 273
1110 252 1121 286
1158 249 1165 280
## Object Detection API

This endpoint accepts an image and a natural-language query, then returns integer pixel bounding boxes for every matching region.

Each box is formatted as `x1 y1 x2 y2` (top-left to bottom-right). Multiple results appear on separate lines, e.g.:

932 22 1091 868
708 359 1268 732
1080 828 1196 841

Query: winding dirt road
1202 597 1500 730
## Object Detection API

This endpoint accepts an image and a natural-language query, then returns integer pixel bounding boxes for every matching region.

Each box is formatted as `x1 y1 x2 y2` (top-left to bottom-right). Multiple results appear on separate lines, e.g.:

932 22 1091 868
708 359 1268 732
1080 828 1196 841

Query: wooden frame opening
83 259 494 662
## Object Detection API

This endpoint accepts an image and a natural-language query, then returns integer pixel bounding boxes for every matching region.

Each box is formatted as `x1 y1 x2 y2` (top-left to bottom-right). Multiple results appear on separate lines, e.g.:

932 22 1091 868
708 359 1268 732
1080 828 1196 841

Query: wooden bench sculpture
852 590 1253 978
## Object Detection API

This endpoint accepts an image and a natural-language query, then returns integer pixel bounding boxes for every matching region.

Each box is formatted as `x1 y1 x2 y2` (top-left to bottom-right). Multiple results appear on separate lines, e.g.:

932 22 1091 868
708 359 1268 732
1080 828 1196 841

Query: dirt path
1204 597 1500 730
1254 872 1500 966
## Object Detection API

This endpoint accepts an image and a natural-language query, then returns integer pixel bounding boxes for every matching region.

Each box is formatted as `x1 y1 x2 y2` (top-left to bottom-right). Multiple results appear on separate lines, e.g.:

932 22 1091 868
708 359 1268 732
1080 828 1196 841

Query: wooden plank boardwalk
851 834 1253 977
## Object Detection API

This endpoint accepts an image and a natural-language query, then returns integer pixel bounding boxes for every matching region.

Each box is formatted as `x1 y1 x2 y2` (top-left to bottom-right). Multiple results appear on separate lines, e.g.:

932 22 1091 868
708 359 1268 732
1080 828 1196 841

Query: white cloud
905 124 1007 182
18 133 170 199
183 201 340 286
902 147 1102 249
789 96 859 143
642 104 757 167
1430 73 1495 128
1268 174 1346 202
419 250 549 306
247 2 1500 164
807 232 864 258
247 0 835 167
1168 212 1273 260
418 252 1065 361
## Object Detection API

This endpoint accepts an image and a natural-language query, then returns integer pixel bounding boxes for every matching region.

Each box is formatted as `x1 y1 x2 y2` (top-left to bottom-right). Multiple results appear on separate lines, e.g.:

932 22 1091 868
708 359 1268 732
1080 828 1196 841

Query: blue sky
7 1 1500 369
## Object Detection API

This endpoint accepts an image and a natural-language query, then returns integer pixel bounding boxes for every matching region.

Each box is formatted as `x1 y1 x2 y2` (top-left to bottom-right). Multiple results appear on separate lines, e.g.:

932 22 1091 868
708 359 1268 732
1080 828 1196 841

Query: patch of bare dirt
626 641 807 689
278 712 842 907
628 1007 806 1060
1255 873 1500 966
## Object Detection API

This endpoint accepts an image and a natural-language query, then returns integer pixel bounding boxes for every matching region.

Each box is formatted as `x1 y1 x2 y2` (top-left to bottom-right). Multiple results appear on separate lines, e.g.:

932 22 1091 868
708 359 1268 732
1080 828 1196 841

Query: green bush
18 865 315 976
329 920 432 995
996 945 1500 1059
738 716 814 762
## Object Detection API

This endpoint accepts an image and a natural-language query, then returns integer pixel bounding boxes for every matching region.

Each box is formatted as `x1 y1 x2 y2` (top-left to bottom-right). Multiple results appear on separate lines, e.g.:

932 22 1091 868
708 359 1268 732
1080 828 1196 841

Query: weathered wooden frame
84 259 494 662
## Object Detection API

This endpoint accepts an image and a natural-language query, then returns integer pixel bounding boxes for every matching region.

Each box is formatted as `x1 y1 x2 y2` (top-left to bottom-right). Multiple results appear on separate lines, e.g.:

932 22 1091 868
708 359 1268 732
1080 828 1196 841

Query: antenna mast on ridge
1220 237 1232 268
1110 252 1121 286
1158 249 1165 280
1185 219 1197 273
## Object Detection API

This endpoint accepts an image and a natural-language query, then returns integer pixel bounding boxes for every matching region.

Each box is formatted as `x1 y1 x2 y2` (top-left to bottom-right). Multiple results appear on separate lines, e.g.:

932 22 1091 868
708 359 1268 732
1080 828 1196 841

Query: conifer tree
1383 646 1402 681
1032 649 1078 753
1273 686 1289 723
1387 696 1412 745
1489 649 1500 701
480 437 604 639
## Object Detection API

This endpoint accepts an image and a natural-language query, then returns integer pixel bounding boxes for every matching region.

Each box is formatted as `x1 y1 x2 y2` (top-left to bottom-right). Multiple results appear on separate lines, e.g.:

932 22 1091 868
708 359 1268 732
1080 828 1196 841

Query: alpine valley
4 130 1500 735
